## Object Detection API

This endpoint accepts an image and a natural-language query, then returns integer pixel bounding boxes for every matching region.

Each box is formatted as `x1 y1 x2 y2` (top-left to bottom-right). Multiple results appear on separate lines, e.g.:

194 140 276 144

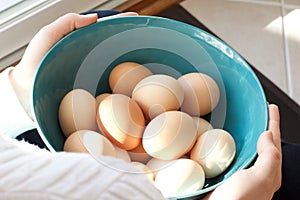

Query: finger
115 12 139 16
20 13 98 70
257 130 274 155
97 12 139 22
268 104 281 152
255 131 281 177
257 130 281 166
36 13 98 51
254 130 282 189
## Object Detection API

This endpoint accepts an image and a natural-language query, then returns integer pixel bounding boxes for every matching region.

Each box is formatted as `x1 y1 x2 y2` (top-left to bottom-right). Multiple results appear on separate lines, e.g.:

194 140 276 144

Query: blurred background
182 0 300 108
1 0 299 143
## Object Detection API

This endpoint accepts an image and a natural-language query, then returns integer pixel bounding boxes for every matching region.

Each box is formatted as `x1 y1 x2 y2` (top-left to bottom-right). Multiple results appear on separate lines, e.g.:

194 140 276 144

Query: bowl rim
31 15 268 199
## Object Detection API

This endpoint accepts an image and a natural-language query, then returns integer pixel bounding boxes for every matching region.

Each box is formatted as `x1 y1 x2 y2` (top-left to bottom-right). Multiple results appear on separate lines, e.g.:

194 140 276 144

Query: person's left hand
9 12 137 119
204 104 282 200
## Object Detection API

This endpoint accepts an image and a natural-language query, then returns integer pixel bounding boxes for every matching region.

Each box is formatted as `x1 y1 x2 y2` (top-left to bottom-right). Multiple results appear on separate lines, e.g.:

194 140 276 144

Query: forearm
9 64 34 119
0 67 35 138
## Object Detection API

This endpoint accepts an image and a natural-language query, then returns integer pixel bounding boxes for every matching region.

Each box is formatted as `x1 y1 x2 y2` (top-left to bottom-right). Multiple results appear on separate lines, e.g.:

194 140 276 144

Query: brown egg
178 72 220 116
192 117 213 138
95 93 111 106
142 111 197 160
96 94 145 150
109 62 152 97
64 130 116 157
128 142 152 164
58 89 98 137
132 74 184 121
190 129 236 178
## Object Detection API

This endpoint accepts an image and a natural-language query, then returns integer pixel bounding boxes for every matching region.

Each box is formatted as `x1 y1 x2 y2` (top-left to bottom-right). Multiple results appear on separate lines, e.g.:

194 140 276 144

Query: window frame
0 0 127 70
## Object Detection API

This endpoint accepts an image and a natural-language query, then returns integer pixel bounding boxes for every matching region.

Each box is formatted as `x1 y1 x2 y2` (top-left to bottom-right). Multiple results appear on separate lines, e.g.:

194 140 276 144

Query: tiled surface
181 0 300 106
284 8 300 102
285 0 300 6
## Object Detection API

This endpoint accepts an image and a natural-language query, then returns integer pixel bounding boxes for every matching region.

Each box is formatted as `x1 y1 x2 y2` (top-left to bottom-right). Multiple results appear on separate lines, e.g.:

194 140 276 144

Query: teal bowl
32 16 268 199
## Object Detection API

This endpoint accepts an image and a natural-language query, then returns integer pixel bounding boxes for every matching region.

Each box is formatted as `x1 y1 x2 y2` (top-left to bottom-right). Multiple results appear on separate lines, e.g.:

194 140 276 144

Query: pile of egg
58 62 236 197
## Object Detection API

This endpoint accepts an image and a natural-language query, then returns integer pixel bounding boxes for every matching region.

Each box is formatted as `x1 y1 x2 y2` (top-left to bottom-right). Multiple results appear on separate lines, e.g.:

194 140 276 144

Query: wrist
9 65 33 119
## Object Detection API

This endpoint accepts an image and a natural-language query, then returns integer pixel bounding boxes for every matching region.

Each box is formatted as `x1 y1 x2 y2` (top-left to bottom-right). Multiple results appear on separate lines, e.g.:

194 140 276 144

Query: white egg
154 158 205 197
190 129 236 178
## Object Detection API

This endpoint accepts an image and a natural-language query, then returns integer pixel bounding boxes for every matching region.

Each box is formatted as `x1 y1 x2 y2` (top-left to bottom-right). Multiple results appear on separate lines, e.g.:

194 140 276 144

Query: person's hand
9 12 137 119
9 13 97 119
205 104 282 200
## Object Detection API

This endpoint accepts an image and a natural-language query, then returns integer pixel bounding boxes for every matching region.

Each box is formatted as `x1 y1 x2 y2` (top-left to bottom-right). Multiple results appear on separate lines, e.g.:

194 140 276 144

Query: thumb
253 130 281 190
9 13 97 119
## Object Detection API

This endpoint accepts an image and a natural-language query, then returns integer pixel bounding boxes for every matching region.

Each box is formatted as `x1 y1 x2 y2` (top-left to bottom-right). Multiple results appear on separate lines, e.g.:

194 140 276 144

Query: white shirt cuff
0 67 35 138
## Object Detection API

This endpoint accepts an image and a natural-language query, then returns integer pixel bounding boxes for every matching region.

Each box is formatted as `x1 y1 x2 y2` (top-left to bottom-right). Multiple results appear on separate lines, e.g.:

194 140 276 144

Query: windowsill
0 0 182 70
0 0 127 70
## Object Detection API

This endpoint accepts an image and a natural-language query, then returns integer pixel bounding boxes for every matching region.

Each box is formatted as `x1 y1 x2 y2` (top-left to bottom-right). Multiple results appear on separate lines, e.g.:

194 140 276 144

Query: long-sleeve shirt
0 67 165 200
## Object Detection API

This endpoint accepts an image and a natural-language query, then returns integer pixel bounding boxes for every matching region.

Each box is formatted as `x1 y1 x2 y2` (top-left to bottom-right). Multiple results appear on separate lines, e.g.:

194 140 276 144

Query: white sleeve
0 67 165 199
0 67 35 138
0 134 165 200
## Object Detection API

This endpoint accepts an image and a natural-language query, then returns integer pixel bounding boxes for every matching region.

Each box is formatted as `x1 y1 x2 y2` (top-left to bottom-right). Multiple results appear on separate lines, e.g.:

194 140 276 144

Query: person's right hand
205 104 282 200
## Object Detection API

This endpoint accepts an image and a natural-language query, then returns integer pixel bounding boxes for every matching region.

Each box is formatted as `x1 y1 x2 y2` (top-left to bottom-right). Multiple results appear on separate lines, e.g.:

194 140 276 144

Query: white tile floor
181 0 300 106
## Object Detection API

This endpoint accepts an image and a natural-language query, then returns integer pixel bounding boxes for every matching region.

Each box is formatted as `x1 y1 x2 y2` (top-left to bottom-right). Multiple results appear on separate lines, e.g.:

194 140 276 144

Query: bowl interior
32 16 267 199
